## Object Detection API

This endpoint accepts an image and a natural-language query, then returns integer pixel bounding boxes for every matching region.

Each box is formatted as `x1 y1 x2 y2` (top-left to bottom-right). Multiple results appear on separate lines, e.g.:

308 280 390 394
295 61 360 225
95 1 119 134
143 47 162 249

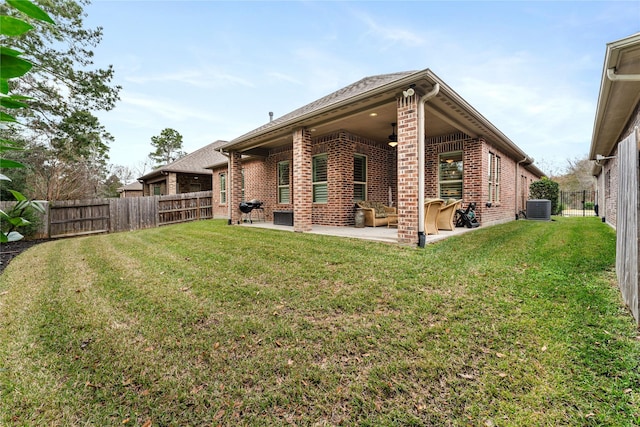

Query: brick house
208 69 544 244
138 140 227 196
589 33 640 325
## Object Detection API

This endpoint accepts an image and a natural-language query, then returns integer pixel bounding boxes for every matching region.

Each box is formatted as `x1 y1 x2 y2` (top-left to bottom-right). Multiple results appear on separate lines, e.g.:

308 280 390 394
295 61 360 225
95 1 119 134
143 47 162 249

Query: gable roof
139 140 228 181
221 68 544 177
233 71 417 142
590 33 640 166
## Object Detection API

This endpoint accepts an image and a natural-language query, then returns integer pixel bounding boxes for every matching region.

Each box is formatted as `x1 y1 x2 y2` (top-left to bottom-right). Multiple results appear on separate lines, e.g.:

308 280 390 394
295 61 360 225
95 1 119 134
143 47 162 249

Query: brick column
167 173 177 195
293 127 312 232
397 94 419 244
229 150 243 224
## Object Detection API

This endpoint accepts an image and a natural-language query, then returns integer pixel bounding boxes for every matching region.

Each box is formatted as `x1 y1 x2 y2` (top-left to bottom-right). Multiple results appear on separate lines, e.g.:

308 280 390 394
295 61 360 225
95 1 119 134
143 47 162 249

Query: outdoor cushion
358 201 388 218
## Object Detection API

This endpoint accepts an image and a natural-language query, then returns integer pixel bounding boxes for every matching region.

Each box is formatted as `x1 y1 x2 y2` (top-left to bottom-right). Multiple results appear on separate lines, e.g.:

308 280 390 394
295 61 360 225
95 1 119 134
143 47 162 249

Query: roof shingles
231 71 417 142
139 140 228 180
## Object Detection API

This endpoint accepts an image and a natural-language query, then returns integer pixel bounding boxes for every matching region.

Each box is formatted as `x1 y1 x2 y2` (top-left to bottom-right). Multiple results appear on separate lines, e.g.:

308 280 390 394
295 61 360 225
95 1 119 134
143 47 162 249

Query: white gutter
515 157 528 219
417 83 440 247
607 68 640 81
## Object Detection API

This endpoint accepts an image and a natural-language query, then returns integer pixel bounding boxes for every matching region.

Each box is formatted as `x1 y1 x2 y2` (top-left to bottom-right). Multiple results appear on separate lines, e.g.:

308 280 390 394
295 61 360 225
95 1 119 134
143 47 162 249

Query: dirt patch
0 239 47 274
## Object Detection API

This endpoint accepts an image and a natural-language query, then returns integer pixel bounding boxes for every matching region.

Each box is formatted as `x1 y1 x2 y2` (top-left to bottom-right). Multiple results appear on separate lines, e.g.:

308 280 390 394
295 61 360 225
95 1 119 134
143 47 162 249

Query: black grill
239 199 264 222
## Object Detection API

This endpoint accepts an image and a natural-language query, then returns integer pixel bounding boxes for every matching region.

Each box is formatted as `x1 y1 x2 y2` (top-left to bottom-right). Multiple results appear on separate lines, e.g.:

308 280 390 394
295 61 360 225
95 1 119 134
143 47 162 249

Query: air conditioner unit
526 199 551 221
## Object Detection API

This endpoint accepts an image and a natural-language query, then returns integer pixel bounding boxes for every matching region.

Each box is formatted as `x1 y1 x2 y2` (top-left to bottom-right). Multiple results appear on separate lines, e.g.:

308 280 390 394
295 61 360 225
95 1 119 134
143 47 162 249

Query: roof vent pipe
269 111 274 122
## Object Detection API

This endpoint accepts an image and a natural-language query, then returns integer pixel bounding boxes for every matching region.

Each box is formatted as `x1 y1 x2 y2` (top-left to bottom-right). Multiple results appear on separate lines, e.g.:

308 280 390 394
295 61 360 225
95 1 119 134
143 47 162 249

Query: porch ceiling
239 80 460 155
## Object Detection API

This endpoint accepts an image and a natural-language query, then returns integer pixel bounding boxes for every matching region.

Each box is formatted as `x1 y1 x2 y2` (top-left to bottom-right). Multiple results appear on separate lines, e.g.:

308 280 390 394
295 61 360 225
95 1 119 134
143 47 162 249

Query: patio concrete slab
239 221 478 245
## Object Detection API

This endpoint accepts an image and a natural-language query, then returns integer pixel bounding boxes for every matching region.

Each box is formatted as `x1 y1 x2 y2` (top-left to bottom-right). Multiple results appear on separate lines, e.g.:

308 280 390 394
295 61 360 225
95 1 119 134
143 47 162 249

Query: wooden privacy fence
616 129 639 326
1 191 214 239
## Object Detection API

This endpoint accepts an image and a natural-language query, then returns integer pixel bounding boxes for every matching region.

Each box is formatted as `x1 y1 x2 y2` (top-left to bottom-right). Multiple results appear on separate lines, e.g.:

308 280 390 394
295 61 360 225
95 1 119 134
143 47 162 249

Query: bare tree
554 155 595 192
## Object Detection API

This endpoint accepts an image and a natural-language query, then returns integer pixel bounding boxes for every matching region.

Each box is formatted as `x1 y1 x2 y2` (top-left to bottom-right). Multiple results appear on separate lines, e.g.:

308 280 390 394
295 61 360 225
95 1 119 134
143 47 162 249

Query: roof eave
223 68 540 174
226 69 434 151
589 32 640 161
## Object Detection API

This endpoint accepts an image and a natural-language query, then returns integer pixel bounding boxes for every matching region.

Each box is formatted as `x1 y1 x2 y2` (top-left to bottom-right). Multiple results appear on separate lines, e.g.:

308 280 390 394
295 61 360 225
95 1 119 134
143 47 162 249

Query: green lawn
1 217 638 426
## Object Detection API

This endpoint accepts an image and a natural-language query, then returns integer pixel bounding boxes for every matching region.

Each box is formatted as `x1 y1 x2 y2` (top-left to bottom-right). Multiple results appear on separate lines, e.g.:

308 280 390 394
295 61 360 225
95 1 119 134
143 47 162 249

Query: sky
83 0 640 178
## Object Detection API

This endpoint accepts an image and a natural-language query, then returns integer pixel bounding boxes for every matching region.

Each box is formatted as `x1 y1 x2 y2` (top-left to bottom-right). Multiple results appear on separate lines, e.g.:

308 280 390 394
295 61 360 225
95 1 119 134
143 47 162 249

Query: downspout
218 148 232 224
417 83 440 247
515 157 528 220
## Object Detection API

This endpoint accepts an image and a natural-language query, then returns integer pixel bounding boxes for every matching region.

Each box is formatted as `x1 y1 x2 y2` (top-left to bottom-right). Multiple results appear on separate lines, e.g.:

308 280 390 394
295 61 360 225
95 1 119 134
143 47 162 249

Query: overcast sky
84 1 639 177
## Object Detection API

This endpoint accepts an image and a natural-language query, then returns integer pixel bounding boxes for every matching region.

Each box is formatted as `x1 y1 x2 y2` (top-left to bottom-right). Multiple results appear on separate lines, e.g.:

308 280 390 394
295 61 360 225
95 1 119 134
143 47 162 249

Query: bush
0 203 43 239
530 177 560 214
585 201 595 210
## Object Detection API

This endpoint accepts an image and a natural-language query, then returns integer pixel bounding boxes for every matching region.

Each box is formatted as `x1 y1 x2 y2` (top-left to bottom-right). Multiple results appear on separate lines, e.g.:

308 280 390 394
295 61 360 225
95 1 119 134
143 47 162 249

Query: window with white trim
488 152 501 203
219 173 226 204
439 151 463 199
278 161 290 204
353 154 367 202
313 154 328 203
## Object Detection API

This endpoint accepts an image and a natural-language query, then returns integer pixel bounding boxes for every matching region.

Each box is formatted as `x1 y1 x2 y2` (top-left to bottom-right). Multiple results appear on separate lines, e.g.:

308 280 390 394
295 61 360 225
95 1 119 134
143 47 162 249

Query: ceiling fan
388 122 398 147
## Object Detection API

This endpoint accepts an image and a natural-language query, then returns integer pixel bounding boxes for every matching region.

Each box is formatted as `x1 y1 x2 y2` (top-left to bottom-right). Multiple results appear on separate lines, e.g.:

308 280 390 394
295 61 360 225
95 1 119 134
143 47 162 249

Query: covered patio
238 220 479 245
212 68 543 246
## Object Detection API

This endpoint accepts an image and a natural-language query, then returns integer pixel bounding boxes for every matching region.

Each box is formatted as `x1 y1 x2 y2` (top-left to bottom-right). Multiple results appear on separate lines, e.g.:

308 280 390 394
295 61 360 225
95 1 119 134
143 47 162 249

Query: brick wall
397 94 419 243
229 151 243 224
213 130 395 227
218 125 542 232
595 99 640 228
211 168 227 218
425 133 542 227
176 174 212 194
600 145 619 227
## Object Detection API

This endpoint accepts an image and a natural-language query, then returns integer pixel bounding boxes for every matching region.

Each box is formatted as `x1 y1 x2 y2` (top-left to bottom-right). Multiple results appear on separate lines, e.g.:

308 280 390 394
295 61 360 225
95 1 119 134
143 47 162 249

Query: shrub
0 202 43 239
530 177 560 214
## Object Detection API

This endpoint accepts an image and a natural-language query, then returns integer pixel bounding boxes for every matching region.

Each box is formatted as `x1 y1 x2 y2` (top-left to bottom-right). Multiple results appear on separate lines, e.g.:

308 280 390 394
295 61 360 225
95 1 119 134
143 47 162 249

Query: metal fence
558 190 596 217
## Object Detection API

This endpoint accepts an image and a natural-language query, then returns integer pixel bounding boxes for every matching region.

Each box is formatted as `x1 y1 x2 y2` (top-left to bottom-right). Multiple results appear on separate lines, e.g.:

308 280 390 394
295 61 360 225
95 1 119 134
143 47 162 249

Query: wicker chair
424 199 444 235
438 199 463 231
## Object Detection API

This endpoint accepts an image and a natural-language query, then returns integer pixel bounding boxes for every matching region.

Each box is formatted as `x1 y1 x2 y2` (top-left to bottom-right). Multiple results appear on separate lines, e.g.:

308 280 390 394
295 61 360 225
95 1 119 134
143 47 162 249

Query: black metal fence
558 190 596 217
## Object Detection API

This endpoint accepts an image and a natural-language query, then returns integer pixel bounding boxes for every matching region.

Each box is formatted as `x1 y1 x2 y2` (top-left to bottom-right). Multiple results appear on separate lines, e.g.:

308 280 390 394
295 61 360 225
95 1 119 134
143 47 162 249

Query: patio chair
356 201 397 227
424 199 444 235
437 199 462 231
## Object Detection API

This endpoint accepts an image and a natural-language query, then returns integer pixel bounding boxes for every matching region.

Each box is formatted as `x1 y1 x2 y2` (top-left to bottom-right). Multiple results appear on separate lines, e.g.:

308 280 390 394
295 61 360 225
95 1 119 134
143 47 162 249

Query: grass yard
1 217 639 426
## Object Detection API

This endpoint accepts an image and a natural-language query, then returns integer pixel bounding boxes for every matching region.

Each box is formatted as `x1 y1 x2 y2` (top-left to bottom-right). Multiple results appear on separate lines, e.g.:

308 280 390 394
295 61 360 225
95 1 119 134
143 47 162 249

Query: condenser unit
526 199 551 221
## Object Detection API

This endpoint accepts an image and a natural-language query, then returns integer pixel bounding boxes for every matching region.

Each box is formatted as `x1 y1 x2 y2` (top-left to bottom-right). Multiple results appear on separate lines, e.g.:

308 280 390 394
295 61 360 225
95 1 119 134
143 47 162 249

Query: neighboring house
138 140 227 196
589 32 640 325
209 68 544 245
117 181 143 198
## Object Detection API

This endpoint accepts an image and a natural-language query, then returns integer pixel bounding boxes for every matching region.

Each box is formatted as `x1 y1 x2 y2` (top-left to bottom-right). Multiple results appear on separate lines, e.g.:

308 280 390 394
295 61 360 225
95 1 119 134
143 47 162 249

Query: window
488 152 501 203
153 184 162 196
278 161 290 204
190 183 201 193
220 173 226 204
313 154 328 203
353 154 367 202
605 169 611 198
439 151 463 199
